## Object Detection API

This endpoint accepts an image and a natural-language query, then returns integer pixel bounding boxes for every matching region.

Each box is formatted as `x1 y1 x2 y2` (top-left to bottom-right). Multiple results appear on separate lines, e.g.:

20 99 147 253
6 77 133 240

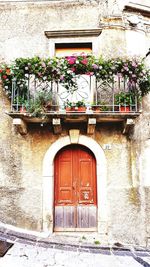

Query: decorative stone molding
45 29 102 38
100 14 147 32
124 2 150 18
99 16 126 30
123 13 146 32
69 129 80 143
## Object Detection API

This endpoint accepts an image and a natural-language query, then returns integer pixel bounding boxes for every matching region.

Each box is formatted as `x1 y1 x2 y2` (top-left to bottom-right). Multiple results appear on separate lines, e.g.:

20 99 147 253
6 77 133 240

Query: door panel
77 206 97 228
78 159 96 205
55 206 75 228
54 145 97 231
55 150 74 205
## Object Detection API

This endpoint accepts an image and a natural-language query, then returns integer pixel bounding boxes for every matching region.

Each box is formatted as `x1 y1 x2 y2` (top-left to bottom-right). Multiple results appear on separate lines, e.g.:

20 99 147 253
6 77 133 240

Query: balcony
7 74 141 134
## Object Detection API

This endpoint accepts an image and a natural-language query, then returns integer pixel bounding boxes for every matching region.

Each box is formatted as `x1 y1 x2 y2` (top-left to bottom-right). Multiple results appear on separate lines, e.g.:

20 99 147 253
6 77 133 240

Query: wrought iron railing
10 75 141 114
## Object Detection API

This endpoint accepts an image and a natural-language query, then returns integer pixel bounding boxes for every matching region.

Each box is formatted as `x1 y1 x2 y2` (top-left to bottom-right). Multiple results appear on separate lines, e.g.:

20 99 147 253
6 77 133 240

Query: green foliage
64 100 74 108
91 101 109 111
28 99 44 117
138 74 150 96
64 99 85 108
0 55 149 98
115 91 135 106
75 100 86 107
28 90 52 116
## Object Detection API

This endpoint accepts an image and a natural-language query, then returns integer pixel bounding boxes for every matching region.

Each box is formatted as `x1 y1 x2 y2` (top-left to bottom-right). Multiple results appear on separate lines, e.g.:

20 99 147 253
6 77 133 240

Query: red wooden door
54 145 97 231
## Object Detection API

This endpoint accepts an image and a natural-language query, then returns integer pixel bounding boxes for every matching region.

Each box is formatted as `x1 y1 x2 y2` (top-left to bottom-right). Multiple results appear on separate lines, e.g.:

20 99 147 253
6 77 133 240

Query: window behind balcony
55 43 92 56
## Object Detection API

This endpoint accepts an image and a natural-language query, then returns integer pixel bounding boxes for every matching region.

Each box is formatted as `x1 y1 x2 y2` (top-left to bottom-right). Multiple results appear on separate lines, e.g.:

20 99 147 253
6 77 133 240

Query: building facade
0 0 150 246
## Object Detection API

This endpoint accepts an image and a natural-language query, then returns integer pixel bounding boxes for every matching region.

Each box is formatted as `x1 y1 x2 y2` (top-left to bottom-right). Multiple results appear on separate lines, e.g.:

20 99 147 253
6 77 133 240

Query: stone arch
42 135 108 234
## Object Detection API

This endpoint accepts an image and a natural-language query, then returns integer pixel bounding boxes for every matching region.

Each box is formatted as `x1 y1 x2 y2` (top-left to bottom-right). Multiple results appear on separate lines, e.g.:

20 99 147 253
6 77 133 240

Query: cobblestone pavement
1 242 150 267
0 223 150 267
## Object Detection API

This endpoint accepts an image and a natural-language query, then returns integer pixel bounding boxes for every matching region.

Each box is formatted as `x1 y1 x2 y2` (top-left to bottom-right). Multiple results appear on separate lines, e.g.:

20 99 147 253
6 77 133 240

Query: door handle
72 181 76 190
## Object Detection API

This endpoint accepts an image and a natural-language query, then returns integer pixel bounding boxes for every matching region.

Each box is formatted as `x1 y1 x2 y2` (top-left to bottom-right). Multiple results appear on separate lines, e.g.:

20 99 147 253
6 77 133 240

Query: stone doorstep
0 227 150 255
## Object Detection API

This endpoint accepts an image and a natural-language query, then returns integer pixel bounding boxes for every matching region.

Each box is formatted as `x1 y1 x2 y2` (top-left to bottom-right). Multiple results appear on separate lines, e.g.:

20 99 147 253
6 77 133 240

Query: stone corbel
123 118 135 134
13 118 27 135
87 118 96 135
52 118 62 134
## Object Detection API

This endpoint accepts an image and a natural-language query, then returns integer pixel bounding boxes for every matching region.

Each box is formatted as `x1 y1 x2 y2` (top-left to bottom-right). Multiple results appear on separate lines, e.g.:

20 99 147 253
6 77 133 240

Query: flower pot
65 107 86 113
76 107 86 112
65 107 76 113
119 106 130 112
92 106 100 113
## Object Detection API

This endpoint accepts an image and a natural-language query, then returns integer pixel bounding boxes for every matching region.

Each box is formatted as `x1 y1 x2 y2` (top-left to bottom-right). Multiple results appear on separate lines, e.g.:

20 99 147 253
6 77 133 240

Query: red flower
0 69 2 73
81 59 88 65
2 75 7 79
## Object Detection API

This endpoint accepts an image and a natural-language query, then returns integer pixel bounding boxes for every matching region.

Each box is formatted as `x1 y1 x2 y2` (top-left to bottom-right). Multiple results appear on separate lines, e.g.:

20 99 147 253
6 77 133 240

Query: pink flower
80 52 87 57
66 56 76 65
92 64 99 70
2 75 7 79
60 75 64 81
123 66 129 71
132 62 137 68
41 62 46 68
81 59 88 65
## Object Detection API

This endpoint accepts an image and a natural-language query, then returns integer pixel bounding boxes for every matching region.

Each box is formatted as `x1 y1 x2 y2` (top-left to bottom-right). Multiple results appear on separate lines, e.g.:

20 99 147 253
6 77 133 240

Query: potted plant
75 100 86 112
34 90 53 112
64 100 86 112
13 96 28 112
28 90 53 116
114 91 134 112
91 101 109 113
64 100 76 112
28 99 44 117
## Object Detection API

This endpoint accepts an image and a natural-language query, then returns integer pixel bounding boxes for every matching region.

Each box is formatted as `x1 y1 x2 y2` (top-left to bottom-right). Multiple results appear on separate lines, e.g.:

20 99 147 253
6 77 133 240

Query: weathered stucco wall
0 84 149 245
0 1 148 62
0 1 101 61
0 0 150 246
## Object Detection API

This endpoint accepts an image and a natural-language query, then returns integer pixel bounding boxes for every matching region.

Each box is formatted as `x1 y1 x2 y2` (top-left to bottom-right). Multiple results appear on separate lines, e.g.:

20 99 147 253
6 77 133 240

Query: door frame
42 135 108 234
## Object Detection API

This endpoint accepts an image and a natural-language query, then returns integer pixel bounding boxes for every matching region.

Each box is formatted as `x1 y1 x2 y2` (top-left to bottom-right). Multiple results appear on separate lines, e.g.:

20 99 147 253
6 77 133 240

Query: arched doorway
42 135 107 234
54 144 97 231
